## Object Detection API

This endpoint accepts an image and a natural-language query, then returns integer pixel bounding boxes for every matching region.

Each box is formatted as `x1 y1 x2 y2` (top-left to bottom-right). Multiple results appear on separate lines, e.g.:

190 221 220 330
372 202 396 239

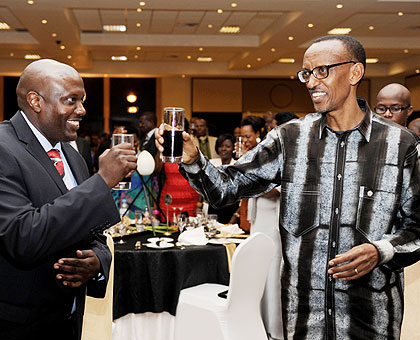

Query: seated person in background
375 83 413 126
192 118 219 159
233 126 241 138
407 111 420 136
197 134 238 224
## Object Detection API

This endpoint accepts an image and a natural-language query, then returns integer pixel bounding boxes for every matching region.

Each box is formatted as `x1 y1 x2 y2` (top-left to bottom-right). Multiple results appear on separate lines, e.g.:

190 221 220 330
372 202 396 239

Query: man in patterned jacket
156 35 420 339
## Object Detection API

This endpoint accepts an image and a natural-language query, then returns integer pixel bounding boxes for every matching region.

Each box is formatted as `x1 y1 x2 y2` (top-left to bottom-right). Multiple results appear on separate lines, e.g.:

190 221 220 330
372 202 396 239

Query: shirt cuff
371 240 395 265
181 150 207 174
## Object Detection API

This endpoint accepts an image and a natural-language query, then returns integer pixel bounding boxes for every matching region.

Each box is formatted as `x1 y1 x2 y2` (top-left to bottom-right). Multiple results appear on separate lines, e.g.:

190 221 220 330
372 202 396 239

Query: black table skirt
113 231 230 320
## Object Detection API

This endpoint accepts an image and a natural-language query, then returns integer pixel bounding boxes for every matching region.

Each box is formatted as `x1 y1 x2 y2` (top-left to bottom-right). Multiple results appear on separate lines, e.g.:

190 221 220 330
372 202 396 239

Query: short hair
241 115 265 133
407 111 420 127
125 125 139 138
215 133 236 154
313 35 366 85
274 112 298 126
139 111 157 125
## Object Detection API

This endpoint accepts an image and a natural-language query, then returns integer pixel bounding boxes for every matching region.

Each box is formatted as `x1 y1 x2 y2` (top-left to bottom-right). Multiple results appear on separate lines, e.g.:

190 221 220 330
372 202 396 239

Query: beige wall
406 74 420 111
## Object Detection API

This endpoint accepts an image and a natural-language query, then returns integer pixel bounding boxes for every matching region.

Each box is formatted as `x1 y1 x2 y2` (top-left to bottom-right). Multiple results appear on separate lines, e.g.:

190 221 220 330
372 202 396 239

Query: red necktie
47 149 65 177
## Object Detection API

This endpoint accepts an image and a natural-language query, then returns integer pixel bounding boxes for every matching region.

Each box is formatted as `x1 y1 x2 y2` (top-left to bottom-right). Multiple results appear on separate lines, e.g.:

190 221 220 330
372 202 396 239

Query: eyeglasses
373 105 411 115
297 61 356 83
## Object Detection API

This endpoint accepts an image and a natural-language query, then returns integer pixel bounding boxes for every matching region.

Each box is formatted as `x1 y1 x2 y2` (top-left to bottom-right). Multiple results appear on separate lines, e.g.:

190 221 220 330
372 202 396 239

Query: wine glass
178 215 187 233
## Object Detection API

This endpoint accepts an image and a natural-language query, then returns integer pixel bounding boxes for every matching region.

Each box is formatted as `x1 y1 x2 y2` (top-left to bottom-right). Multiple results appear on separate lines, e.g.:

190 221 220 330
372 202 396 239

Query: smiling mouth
67 119 80 129
310 91 327 103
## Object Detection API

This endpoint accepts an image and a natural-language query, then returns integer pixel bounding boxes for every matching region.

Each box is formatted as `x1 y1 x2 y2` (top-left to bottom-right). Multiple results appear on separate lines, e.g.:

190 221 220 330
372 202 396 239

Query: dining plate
145 242 175 249
147 237 173 243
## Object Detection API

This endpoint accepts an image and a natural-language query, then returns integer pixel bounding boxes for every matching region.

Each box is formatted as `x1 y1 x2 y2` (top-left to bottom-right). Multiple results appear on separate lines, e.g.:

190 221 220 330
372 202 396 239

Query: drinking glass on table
178 215 187 233
112 133 135 190
162 107 185 163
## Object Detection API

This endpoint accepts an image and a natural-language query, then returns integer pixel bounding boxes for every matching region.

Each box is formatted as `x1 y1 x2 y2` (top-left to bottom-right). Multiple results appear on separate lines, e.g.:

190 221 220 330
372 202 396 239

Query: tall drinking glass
162 107 185 163
112 133 135 190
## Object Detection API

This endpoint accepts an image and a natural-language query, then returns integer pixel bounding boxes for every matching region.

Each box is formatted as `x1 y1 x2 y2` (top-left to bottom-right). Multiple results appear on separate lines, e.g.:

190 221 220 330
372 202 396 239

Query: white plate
147 237 173 243
145 242 175 249
208 238 245 244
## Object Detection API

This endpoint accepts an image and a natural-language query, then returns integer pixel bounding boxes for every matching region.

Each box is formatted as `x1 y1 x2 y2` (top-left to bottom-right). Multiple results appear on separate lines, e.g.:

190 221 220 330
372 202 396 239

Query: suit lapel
61 142 86 185
11 111 69 194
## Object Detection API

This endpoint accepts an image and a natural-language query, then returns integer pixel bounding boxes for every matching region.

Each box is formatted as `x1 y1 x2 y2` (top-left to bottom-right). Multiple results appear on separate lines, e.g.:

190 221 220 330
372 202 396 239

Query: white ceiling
0 0 419 78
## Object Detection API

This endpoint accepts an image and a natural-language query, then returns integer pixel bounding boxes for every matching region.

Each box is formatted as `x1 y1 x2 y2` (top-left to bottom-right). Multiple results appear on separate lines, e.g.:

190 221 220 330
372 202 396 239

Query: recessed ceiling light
136 23 141 27
404 49 409 53
187 55 192 59
368 26 374 31
0 22 11 30
257 57 262 62
231 3 237 7
134 55 139 59
181 74 186 78
67 55 72 59
127 94 137 103
137 8 142 12
271 48 276 52
246 64 251 68
52 33 57 37
199 47 203 51
197 56 213 62
9 52 14 56
139 1 146 6
366 58 379 64
288 36 294 41
103 25 126 32
60 45 65 50
416 69 420 74
217 9 223 14
208 24 213 29
336 4 343 9
128 106 138 114
41 19 47 24
278 58 295 63
397 11 404 16
27 0 34 4
307 23 314 28
25 54 41 60
136 46 141 51
290 76 295 79
219 26 240 34
112 56 128 61
328 27 352 35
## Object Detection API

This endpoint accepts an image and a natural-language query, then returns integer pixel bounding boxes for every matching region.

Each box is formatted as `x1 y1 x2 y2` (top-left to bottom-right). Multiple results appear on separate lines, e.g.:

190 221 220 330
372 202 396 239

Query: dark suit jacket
76 137 93 175
0 112 120 339
140 132 158 158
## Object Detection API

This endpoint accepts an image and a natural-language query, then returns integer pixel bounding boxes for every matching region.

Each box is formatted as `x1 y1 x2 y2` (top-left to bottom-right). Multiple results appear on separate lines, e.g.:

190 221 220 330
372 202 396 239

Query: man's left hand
328 243 379 281
54 250 101 288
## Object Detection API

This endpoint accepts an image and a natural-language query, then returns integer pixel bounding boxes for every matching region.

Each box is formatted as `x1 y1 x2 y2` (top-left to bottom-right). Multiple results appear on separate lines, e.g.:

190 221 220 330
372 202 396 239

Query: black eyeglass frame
297 60 357 83
373 104 412 115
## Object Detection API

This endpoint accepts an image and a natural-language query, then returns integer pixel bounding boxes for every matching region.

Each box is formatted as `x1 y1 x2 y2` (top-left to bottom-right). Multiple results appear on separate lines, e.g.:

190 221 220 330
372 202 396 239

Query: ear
349 62 364 86
27 91 42 113
407 106 413 117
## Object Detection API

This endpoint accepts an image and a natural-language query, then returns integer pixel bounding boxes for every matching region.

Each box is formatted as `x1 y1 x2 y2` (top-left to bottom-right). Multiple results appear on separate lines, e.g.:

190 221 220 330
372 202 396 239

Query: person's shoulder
372 114 418 144
0 120 14 141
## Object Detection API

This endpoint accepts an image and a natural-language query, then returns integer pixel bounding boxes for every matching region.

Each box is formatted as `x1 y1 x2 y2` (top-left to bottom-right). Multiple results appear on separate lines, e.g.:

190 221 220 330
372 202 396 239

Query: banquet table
112 231 230 339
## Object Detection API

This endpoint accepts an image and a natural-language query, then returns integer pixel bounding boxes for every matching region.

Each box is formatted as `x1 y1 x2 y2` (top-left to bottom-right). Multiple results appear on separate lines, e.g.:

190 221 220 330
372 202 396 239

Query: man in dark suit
70 136 94 175
138 111 158 157
0 59 137 340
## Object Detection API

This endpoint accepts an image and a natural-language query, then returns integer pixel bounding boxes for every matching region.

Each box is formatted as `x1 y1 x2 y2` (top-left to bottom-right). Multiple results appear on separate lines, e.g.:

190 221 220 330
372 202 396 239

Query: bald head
375 83 412 126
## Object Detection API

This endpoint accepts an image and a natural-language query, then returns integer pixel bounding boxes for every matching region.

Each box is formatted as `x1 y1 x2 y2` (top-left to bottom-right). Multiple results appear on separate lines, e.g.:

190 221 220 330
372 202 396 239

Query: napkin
178 226 209 246
220 224 244 235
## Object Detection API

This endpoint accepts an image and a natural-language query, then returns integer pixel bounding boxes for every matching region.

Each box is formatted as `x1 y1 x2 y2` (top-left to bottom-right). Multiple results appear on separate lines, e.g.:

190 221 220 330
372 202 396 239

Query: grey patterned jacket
180 98 420 340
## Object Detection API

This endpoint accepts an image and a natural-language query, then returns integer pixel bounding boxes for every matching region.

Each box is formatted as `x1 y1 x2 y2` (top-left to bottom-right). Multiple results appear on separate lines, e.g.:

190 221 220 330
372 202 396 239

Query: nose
383 108 392 118
76 101 86 116
306 73 320 89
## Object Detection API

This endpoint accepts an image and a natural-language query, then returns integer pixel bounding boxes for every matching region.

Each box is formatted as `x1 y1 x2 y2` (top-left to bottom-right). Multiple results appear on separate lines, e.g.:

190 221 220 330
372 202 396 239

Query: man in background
138 111 158 158
0 59 137 340
192 118 219 159
70 136 94 175
375 83 413 126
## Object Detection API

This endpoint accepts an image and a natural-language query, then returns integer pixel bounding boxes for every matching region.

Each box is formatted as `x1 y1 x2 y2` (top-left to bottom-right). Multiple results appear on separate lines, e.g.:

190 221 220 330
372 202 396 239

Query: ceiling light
208 24 213 28
197 57 213 62
257 57 262 62
112 56 128 61
278 58 295 63
139 1 146 6
290 76 295 79
219 26 240 34
136 46 141 51
404 49 409 53
217 9 223 14
181 74 186 78
366 58 379 64
187 55 192 59
0 22 11 30
60 45 65 50
9 52 14 56
199 47 203 51
134 55 139 59
25 54 41 60
397 11 404 16
128 106 138 114
271 48 276 52
67 55 72 59
328 27 351 35
136 23 141 27
416 69 420 74
368 26 374 31
288 36 294 41
41 19 47 24
126 94 137 103
103 25 126 32
246 64 251 68
137 8 142 12
27 0 34 4
231 3 237 7
336 4 343 9
52 33 57 37
307 23 314 28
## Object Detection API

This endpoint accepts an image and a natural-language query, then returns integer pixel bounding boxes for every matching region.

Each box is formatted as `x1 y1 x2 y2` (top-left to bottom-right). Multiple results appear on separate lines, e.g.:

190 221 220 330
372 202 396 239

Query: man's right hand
155 123 198 164
97 143 137 188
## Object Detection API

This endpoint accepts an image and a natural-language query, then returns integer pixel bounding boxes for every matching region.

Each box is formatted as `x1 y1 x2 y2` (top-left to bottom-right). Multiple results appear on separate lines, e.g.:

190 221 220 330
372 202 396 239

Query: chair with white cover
174 232 275 340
